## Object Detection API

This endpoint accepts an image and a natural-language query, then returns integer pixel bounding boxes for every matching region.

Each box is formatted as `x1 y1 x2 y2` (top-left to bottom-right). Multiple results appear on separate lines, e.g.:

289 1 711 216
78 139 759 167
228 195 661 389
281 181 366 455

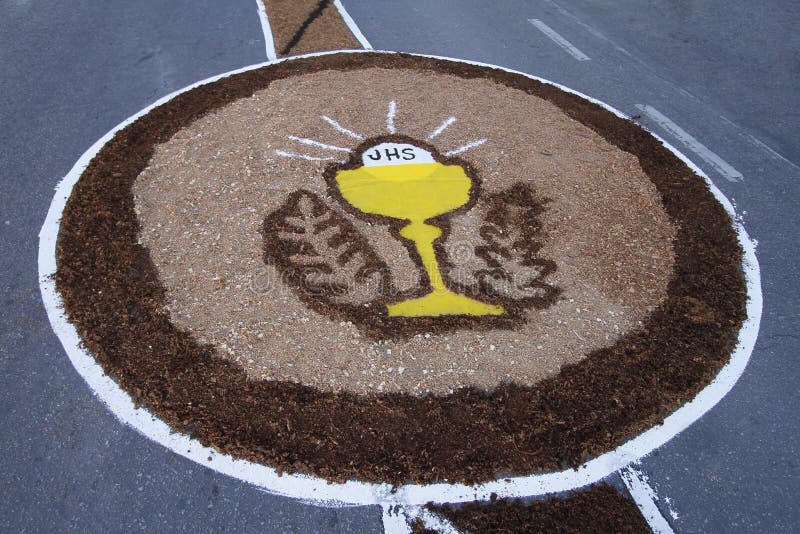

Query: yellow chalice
334 141 504 318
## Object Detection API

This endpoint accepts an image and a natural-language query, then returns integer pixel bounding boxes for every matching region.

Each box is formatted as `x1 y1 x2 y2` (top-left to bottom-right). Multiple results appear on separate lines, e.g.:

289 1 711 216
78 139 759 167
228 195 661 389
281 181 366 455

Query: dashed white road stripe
529 19 591 61
255 0 277 61
540 0 632 58
718 114 800 171
636 104 744 182
620 466 675 534
334 0 373 49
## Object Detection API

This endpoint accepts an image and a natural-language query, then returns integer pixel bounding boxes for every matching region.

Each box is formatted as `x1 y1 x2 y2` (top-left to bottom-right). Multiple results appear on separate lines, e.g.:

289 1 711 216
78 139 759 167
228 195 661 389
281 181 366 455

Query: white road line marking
541 0 630 56
620 465 675 534
636 104 743 182
444 138 487 156
255 0 277 61
427 116 457 140
529 19 590 61
540 0 706 105
387 100 397 133
287 135 350 152
275 150 338 162
321 115 365 140
333 0 373 49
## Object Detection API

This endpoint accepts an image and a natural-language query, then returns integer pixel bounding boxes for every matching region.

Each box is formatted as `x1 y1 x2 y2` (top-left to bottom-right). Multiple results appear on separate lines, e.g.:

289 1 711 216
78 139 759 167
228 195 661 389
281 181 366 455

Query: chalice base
387 290 505 318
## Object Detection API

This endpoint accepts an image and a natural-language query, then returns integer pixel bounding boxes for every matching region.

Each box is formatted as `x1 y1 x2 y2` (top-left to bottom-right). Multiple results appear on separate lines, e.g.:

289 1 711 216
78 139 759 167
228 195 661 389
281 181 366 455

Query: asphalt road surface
2 1 798 531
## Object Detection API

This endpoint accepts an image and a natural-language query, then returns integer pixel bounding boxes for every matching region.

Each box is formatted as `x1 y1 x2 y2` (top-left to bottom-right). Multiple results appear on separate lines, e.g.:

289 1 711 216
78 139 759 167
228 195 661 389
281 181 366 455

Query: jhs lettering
365 147 417 162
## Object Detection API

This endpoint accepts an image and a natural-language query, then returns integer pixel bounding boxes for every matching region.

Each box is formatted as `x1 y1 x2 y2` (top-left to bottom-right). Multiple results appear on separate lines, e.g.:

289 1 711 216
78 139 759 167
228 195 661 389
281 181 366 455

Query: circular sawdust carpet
56 52 746 484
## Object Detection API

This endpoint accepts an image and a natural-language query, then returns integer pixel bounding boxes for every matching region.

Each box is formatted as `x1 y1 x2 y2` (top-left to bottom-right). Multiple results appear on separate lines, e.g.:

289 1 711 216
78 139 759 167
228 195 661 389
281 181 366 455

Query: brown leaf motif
445 183 559 308
262 190 390 308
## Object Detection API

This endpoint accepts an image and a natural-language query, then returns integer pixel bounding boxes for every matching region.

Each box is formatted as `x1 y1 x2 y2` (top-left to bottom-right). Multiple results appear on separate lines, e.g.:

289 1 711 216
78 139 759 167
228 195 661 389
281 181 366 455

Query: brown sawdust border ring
55 52 746 485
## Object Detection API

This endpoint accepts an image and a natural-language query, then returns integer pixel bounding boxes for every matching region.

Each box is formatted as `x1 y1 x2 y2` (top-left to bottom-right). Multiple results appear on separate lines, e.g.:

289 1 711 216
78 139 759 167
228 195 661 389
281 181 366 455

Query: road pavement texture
4 1 792 530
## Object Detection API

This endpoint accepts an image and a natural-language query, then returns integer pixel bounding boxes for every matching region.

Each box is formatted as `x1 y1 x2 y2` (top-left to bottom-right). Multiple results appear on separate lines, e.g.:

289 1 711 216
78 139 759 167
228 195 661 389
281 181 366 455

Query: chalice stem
388 220 505 317
400 221 448 294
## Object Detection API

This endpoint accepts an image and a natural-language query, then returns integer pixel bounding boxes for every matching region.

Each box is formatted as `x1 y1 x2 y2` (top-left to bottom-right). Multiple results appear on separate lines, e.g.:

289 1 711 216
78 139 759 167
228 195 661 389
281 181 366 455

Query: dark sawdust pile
429 484 650 533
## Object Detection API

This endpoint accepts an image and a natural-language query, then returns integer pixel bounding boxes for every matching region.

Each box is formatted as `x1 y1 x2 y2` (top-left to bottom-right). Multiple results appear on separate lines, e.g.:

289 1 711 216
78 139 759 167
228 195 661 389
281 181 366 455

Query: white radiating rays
320 115 365 140
274 150 339 162
276 121 364 163
386 100 397 134
427 116 457 140
286 135 350 153
443 138 488 156
275 101 488 162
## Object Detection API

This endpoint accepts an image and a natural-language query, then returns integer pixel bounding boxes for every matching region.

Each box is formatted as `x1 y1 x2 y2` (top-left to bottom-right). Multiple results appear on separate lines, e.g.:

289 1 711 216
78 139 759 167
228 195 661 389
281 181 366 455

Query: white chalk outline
380 504 463 534
333 0 373 50
255 0 277 61
415 508 462 533
38 50 761 515
621 465 675 533
529 19 591 61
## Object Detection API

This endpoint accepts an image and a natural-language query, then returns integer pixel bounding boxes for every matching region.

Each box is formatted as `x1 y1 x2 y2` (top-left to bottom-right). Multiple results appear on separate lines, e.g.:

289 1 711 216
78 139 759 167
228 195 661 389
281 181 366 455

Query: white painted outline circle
38 49 762 508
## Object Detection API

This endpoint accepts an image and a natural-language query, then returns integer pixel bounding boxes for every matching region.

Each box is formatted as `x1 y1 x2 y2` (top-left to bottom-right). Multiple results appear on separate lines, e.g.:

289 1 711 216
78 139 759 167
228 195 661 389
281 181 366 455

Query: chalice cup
334 141 504 318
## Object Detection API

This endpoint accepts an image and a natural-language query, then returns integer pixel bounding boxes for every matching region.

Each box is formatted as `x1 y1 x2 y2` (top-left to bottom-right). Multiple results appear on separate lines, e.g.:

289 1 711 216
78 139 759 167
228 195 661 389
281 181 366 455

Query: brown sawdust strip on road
55 52 746 485
429 484 651 533
263 0 362 57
